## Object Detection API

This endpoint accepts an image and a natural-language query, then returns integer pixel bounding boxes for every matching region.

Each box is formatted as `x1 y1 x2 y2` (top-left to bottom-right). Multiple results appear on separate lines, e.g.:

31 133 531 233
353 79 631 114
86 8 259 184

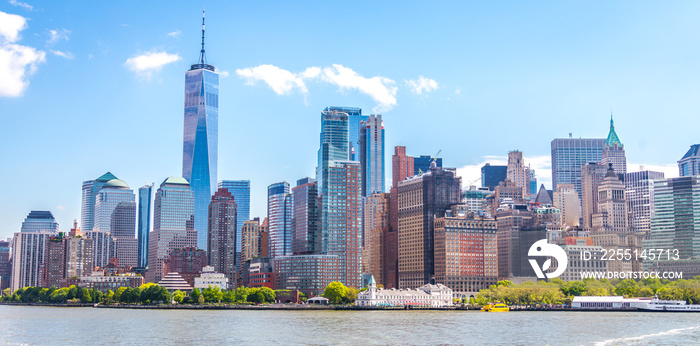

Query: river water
1 306 700 345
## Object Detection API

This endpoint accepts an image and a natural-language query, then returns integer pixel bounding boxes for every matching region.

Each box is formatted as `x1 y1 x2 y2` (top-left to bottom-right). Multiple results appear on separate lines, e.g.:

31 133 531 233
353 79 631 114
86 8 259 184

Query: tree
235 286 250 303
614 279 640 297
562 281 586 297
222 290 235 304
173 290 185 304
105 290 115 305
260 287 275 303
190 288 202 304
344 287 359 304
114 287 128 302
198 294 205 305
67 286 78 300
323 282 349 304
81 289 92 303
637 286 654 297
203 285 223 303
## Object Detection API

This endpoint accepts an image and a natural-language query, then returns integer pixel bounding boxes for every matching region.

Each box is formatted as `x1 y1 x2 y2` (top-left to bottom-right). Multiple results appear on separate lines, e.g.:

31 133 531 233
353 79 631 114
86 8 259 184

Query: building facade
81 172 118 235
164 247 208 287
625 170 665 237
359 114 385 196
207 187 237 289
581 163 608 229
506 151 531 197
137 183 153 269
601 116 626 175
481 164 507 190
678 144 700 177
11 211 59 291
553 183 581 227
273 254 342 296
146 177 196 283
592 165 628 234
217 180 250 257
362 193 390 286
291 178 319 255
551 138 605 194
267 182 293 257
194 265 228 290
241 218 266 263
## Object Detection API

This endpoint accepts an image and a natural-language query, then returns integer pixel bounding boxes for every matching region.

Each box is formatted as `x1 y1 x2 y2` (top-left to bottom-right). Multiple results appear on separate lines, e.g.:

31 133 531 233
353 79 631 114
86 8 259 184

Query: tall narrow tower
601 114 626 175
183 10 219 250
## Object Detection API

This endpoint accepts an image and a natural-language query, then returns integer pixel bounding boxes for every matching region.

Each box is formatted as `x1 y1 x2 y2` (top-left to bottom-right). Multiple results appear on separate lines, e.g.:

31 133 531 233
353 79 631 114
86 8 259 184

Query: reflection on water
2 306 700 345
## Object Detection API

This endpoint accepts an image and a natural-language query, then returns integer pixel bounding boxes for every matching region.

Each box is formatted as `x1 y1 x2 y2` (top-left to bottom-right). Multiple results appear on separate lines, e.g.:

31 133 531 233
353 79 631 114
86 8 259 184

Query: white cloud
124 51 181 79
322 64 397 112
167 30 181 38
50 50 73 59
47 28 70 45
0 11 46 97
218 70 230 78
405 75 438 95
236 64 320 95
456 155 552 189
56 205 66 211
8 0 33 11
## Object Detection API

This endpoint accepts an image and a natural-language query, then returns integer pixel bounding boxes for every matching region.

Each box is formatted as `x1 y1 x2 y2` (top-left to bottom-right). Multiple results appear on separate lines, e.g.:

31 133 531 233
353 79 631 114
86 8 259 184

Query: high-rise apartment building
625 170 665 237
207 188 237 289
137 184 153 268
481 164 507 190
183 12 219 251
241 217 267 263
322 106 365 161
601 116 626 175
64 222 94 280
434 206 498 294
44 234 66 288
398 163 461 289
217 180 251 256
678 144 700 177
392 146 414 187
362 193 390 285
551 137 605 195
11 211 59 291
147 177 196 283
292 178 319 255
267 182 292 257
506 151 530 197
581 163 609 229
592 165 628 233
359 114 385 196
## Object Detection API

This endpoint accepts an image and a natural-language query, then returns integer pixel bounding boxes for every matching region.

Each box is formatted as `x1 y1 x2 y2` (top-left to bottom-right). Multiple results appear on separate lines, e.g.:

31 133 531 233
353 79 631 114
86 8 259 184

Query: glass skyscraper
81 172 118 234
137 183 153 268
267 182 292 257
679 144 700 177
217 180 250 254
183 12 219 251
359 114 385 196
550 137 605 198
324 106 365 161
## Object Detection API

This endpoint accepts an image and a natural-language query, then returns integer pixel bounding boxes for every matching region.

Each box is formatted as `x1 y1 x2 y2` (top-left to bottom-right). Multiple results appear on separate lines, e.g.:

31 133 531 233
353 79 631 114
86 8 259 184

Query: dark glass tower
183 10 219 250
137 183 153 268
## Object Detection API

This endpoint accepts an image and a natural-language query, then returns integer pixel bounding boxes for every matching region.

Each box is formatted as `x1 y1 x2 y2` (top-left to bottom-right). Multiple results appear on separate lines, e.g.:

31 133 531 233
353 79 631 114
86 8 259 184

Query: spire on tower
190 8 215 71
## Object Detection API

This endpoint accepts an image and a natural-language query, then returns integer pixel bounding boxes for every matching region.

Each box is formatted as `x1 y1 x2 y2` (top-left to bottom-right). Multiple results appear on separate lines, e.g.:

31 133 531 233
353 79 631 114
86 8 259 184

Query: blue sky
1 1 698 239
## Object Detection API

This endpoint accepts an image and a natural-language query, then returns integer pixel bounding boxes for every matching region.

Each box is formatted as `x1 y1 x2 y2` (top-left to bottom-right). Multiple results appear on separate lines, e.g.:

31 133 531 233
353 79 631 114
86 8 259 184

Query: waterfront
2 306 700 345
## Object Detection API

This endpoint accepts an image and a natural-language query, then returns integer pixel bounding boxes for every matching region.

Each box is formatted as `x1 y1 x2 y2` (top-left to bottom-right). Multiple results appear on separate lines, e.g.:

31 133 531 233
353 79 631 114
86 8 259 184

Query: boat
481 302 509 312
637 296 700 312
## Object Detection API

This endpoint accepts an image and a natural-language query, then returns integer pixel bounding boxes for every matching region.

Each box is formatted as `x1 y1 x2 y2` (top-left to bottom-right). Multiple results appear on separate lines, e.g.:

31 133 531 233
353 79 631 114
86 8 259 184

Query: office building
137 184 153 269
462 186 491 215
208 187 237 289
481 164 507 190
529 169 538 198
551 137 605 195
414 155 442 175
507 151 530 197
496 207 533 279
183 12 219 251
581 163 609 229
217 180 250 256
0 240 10 290
292 178 319 255
146 177 196 283
385 146 414 289
434 206 498 294
81 172 119 235
267 182 292 257
398 162 461 289
601 116 626 175
86 178 136 268
645 176 700 268
10 211 59 291
678 144 700 177
625 170 665 236
591 165 628 233
359 114 385 196
553 183 581 227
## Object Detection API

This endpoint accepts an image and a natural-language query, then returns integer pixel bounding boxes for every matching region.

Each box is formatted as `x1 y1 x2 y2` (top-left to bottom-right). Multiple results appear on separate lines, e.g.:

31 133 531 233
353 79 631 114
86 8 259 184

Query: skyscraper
551 137 605 195
481 164 507 190
147 177 196 283
385 145 414 289
183 11 219 251
207 187 237 289
553 183 581 227
601 115 626 175
323 106 365 161
217 180 250 256
359 114 385 196
581 163 608 229
625 170 665 237
362 192 390 286
267 182 292 257
678 144 700 177
241 217 266 263
0 240 10 290
91 178 137 268
398 163 461 288
592 164 628 233
11 211 59 291
292 178 319 255
506 151 530 197
81 172 118 234
137 184 153 268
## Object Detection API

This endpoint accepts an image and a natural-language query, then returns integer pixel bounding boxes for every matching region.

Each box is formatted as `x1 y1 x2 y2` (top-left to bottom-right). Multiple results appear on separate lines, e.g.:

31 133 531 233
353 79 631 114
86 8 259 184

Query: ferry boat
481 302 509 312
637 296 700 312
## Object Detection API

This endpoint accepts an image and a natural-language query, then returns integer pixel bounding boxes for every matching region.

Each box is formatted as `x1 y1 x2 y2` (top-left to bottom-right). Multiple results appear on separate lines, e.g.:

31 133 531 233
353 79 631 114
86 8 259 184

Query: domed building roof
103 179 129 189
95 172 118 182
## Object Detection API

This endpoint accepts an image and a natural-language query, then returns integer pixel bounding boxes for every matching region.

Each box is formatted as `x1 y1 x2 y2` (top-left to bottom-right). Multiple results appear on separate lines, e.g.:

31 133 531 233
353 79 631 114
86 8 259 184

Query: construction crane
431 149 442 164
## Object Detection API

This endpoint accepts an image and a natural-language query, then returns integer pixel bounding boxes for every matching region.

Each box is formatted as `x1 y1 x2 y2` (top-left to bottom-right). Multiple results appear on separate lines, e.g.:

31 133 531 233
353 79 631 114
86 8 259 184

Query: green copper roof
161 177 190 186
103 179 129 189
96 172 118 182
606 115 622 147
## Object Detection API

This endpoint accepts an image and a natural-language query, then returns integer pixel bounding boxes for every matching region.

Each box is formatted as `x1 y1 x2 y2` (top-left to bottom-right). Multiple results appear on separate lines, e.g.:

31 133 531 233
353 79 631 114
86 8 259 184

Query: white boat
637 296 700 312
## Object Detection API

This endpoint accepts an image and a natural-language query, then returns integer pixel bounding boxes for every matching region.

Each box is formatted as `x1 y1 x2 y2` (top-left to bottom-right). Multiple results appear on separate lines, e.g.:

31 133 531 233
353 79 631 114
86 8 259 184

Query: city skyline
1 2 696 239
